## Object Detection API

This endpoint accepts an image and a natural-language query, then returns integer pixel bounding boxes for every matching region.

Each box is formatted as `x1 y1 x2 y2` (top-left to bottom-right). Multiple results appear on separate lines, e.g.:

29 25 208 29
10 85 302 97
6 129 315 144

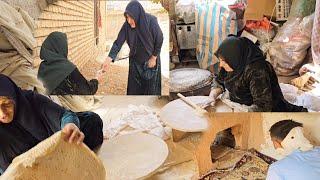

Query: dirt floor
81 60 169 95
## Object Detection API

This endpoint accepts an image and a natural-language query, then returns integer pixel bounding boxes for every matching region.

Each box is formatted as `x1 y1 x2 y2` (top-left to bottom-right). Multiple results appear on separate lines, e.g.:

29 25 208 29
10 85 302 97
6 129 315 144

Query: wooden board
97 133 169 180
160 96 212 132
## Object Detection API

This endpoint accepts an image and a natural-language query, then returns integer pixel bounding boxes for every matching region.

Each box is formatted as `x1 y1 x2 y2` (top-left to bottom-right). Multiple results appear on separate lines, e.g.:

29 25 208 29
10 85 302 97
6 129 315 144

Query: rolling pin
177 93 208 116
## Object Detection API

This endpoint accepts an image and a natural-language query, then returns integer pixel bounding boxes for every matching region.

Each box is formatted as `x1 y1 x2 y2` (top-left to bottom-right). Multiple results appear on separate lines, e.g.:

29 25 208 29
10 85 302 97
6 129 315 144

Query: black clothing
213 37 307 112
108 0 163 95
38 32 98 95
0 74 103 172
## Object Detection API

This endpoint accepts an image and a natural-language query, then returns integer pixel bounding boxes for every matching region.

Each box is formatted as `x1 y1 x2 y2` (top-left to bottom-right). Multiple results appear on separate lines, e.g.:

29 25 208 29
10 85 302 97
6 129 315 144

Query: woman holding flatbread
0 74 103 174
38 32 99 95
101 0 163 95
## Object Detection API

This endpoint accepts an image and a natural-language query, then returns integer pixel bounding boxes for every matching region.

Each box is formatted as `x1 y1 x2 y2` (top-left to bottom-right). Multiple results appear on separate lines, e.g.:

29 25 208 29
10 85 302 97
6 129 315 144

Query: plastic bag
290 0 316 18
311 0 320 65
245 17 276 44
268 14 314 76
176 0 195 24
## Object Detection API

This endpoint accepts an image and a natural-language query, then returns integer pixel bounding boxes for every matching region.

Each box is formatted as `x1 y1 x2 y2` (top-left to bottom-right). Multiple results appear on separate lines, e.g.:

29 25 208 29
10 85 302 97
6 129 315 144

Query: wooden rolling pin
177 93 208 116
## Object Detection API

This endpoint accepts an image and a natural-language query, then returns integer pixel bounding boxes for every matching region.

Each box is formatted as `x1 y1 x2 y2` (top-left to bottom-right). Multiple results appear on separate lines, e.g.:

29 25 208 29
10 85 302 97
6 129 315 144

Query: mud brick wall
32 0 106 69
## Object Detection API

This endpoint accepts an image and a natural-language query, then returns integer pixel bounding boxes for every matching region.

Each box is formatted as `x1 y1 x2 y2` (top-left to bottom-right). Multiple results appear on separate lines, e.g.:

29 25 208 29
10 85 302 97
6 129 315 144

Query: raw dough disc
160 96 210 132
98 133 169 180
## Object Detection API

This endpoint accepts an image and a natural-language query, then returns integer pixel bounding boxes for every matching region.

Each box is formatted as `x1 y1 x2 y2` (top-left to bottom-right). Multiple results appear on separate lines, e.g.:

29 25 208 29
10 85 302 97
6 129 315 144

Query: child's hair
0 96 15 119
269 120 303 140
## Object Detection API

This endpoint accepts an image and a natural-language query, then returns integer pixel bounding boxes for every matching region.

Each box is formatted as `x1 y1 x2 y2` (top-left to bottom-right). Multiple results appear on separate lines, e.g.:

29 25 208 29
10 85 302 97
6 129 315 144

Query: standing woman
38 32 99 95
103 0 163 95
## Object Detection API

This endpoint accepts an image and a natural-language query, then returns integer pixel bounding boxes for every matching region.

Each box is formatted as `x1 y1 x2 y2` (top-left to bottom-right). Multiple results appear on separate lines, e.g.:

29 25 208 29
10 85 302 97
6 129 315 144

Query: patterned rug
199 149 277 180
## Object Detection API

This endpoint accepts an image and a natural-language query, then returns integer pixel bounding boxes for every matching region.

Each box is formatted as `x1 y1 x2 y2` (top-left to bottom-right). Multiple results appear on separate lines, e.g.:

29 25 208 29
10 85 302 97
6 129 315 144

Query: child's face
0 96 14 123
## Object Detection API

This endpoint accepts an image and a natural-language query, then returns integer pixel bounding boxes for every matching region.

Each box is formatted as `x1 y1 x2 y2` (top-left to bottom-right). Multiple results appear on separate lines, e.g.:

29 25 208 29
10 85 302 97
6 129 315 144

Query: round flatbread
160 96 211 132
98 133 168 180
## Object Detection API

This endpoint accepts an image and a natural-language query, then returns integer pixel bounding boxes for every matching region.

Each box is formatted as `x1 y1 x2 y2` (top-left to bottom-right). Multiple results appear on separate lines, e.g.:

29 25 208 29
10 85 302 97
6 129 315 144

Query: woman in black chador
209 36 307 112
0 74 103 174
102 0 163 95
38 32 98 95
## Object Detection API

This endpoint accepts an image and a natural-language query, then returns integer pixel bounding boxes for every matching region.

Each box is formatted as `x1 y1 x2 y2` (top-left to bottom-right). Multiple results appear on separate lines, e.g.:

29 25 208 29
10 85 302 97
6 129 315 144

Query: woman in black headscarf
209 36 307 112
0 74 103 174
102 0 163 95
38 32 98 95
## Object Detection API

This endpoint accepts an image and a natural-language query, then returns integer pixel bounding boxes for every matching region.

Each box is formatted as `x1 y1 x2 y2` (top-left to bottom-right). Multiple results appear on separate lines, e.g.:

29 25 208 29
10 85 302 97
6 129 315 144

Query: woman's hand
96 69 106 82
299 66 310 76
62 123 85 145
102 56 113 71
148 56 157 68
209 88 223 106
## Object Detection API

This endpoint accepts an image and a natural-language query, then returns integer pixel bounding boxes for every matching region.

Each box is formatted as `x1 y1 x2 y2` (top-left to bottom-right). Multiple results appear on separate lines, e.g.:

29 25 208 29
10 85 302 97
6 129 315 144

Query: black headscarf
38 32 76 94
0 74 63 170
124 0 155 57
215 36 265 84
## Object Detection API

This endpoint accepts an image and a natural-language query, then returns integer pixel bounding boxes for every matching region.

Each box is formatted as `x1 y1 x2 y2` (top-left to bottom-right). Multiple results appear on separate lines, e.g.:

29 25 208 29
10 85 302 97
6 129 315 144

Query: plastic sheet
245 17 276 44
195 1 237 70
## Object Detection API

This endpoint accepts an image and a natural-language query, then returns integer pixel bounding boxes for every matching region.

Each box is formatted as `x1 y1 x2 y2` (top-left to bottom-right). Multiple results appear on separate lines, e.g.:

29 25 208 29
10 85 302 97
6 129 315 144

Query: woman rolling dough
209 36 307 112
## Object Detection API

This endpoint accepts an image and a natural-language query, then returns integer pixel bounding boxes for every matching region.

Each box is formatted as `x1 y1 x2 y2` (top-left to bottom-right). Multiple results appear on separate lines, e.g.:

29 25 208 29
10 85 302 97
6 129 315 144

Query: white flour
104 105 172 140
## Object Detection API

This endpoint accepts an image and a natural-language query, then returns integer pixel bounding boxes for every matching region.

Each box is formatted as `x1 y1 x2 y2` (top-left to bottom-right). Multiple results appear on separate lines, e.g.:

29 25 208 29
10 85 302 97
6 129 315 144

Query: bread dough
1 131 106 180
160 96 211 132
97 133 168 180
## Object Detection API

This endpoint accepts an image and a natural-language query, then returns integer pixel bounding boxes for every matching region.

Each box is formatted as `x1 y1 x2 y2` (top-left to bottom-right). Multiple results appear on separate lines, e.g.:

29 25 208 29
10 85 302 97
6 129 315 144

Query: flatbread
170 68 213 92
97 133 169 180
160 96 211 132
1 131 106 180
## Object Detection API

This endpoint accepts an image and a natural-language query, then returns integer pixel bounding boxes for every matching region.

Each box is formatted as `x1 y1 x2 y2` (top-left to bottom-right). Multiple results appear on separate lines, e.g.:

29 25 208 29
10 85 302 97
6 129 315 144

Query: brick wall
33 0 106 69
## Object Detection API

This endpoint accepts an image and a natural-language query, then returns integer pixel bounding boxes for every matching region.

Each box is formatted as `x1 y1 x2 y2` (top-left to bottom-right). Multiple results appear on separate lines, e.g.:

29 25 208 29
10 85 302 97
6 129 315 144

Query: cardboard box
244 0 276 20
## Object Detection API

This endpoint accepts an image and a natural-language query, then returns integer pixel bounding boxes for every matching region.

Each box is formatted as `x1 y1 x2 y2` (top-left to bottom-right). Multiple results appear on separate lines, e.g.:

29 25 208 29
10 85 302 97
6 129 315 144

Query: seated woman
209 36 307 112
267 120 320 180
38 32 98 95
0 74 103 174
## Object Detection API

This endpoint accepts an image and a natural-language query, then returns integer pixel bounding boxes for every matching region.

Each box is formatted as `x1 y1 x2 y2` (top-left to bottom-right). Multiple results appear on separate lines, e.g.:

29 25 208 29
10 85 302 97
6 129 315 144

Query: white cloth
0 1 44 92
276 127 313 157
104 105 172 140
